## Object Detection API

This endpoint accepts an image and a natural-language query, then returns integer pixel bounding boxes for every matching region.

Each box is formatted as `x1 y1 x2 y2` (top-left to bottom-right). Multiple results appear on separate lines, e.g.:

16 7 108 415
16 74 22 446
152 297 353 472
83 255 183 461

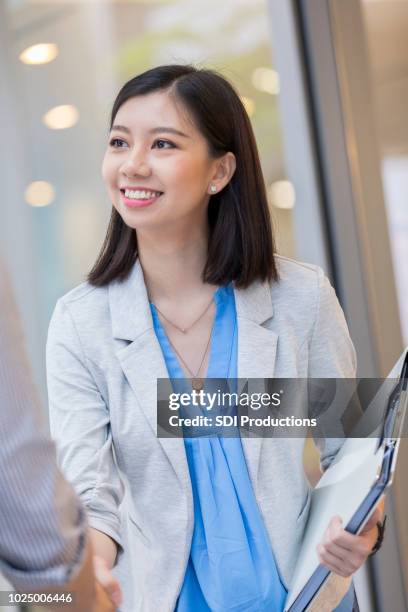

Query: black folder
285 350 408 612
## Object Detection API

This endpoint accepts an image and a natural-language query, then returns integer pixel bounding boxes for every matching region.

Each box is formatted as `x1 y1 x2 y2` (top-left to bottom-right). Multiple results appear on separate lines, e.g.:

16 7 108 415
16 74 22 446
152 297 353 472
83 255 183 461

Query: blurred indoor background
0 1 407 611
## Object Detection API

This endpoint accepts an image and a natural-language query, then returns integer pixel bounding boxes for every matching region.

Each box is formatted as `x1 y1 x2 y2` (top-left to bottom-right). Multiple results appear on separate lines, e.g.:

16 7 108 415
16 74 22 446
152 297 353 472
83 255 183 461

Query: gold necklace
165 325 213 391
152 291 217 391
153 294 215 334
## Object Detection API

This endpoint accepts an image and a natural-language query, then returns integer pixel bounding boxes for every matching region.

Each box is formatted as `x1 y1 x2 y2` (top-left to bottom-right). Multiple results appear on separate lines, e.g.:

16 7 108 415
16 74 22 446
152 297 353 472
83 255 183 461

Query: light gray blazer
46 255 357 612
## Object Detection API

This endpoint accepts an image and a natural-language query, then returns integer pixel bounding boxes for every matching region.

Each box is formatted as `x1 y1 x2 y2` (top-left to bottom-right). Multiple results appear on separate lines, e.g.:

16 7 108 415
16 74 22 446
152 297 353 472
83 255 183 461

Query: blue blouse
151 284 287 611
150 284 354 612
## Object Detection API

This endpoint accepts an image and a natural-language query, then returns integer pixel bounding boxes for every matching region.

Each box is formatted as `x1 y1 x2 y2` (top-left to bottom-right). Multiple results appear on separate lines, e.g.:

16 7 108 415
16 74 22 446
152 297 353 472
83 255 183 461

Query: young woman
47 65 384 612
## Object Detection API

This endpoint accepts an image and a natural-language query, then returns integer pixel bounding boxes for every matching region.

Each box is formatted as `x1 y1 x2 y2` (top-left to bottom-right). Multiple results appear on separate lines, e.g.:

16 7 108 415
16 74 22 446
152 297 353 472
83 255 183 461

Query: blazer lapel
109 260 190 491
109 261 279 493
234 281 279 490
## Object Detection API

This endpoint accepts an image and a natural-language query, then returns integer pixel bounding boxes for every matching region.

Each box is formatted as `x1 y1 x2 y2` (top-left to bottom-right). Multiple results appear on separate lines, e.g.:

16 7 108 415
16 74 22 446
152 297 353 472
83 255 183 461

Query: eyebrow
110 125 190 138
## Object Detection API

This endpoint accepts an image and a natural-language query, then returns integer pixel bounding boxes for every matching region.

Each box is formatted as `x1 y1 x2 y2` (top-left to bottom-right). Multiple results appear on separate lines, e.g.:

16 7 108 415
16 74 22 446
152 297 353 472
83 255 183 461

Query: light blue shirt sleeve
0 260 88 590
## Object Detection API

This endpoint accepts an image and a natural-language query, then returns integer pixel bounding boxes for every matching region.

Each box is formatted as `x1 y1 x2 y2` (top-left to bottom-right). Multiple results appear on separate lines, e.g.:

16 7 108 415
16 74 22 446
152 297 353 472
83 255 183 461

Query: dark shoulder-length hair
88 64 279 289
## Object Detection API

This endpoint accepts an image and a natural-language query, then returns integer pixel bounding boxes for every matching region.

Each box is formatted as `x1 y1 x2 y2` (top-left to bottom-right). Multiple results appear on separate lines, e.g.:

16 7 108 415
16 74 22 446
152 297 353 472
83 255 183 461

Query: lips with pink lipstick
120 186 164 208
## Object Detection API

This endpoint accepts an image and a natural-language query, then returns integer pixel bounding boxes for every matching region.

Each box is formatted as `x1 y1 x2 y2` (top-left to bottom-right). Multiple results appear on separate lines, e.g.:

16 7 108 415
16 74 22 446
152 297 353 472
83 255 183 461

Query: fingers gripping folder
285 350 408 612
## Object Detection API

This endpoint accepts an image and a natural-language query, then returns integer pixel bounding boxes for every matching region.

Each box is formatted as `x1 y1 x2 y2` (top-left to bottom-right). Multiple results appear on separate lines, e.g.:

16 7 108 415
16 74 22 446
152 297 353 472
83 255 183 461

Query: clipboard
284 350 408 612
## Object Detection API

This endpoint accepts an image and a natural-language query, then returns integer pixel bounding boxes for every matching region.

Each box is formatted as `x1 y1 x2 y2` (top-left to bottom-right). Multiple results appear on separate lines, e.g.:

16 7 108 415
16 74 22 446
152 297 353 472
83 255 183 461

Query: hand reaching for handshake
93 555 123 612
89 501 385 611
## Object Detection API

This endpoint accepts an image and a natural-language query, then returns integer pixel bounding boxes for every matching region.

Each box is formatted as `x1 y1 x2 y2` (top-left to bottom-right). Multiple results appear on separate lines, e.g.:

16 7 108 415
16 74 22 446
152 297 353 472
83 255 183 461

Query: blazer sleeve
307 267 357 471
0 260 87 590
46 298 124 553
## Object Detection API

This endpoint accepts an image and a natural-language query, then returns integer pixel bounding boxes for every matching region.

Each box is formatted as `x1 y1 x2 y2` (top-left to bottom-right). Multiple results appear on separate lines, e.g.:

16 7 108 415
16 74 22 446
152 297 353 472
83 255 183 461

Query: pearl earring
210 185 217 193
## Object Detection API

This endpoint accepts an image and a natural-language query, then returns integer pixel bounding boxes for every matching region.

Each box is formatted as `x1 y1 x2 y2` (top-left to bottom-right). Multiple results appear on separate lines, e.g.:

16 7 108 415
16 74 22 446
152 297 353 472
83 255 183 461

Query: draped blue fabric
150 284 354 612
151 285 287 611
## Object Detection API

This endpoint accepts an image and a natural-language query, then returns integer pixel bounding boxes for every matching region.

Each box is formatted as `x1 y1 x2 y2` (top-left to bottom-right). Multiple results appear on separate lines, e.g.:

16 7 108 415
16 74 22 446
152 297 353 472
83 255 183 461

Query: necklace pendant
192 378 204 391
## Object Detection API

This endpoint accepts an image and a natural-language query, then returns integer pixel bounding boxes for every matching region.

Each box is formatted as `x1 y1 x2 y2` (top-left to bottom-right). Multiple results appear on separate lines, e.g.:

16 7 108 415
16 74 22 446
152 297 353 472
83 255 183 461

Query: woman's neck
137 230 216 304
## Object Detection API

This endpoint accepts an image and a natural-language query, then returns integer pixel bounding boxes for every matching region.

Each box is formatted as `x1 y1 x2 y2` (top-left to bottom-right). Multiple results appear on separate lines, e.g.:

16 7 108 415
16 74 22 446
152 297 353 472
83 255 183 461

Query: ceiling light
43 105 79 130
25 181 55 207
269 180 295 210
252 67 280 95
19 43 58 65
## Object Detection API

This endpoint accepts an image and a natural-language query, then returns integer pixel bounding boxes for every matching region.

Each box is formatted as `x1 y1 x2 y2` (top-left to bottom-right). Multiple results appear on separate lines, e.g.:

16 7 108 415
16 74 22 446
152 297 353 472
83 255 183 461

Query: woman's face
102 90 235 235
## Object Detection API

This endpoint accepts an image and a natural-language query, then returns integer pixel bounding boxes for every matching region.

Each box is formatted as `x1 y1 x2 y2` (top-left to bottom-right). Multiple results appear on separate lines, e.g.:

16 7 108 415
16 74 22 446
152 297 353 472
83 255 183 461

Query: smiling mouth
120 188 164 201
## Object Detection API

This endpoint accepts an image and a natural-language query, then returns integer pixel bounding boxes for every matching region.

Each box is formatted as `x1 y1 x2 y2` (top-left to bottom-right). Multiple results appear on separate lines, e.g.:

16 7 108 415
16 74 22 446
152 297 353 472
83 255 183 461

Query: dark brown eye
109 138 128 148
153 139 175 149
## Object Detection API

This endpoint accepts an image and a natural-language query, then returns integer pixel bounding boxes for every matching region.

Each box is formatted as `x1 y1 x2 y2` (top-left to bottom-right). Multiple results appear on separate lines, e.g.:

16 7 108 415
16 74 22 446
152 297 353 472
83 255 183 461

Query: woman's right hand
93 554 123 611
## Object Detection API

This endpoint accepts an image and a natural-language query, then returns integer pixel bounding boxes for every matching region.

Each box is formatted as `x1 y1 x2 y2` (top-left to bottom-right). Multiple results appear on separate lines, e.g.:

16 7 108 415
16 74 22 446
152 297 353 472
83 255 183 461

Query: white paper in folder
285 349 408 612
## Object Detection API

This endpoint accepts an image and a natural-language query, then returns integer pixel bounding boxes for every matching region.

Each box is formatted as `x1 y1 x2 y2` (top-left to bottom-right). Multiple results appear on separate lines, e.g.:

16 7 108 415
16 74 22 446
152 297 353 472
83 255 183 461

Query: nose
120 148 151 178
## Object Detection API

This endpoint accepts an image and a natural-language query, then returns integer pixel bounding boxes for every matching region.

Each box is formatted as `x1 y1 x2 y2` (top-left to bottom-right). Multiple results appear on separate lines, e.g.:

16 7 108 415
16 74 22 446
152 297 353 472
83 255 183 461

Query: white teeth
124 189 161 199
